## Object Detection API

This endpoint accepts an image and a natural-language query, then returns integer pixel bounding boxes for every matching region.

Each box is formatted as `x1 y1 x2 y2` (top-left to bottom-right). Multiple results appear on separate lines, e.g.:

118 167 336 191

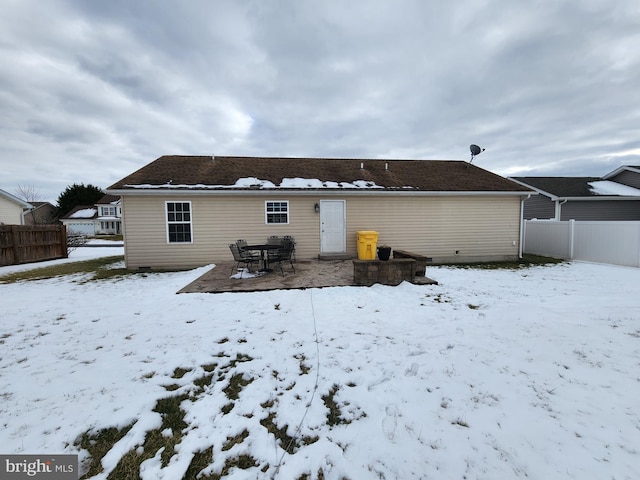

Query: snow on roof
126 177 387 190
70 208 97 218
588 180 640 196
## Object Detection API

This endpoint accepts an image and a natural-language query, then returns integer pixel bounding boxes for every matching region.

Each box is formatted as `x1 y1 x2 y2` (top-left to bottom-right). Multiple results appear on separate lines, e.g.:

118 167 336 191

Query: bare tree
15 185 42 224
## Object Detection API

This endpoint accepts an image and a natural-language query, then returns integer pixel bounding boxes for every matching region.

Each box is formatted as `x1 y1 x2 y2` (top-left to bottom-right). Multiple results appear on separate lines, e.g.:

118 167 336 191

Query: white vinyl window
166 201 192 243
265 201 289 224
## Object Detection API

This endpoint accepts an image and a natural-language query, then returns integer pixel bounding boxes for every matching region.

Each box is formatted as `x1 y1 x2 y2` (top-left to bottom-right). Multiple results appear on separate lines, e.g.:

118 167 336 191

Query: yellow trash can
357 231 378 260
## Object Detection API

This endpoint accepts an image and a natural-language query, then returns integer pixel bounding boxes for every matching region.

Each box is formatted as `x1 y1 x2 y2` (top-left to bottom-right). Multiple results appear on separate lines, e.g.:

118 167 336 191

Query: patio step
317 253 354 261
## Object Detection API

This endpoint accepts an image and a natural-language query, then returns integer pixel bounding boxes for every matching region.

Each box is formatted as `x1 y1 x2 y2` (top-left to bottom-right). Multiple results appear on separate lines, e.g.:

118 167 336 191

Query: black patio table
241 244 281 271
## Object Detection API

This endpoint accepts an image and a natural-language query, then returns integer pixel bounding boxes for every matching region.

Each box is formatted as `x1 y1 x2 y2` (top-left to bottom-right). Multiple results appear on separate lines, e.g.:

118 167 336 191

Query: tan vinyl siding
0 197 25 225
122 193 522 269
343 195 521 262
122 195 322 269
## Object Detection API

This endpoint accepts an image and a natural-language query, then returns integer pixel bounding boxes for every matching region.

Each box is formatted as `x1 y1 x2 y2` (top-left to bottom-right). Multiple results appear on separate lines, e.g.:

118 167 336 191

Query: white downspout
555 199 567 220
519 194 530 258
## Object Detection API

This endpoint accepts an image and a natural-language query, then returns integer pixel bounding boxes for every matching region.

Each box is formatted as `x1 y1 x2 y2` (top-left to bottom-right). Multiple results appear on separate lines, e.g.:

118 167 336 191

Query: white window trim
265 200 289 225
165 201 193 244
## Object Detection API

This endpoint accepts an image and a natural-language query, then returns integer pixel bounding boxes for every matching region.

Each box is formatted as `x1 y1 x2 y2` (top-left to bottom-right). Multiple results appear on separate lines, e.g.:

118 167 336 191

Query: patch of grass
260 412 299 454
321 385 365 427
0 255 189 284
222 429 250 451
451 417 469 428
227 353 254 369
223 373 254 400
154 394 189 435
446 254 564 270
106 447 143 480
105 393 190 478
171 367 191 379
93 234 123 241
183 446 213 480
296 469 330 480
0 256 125 283
194 373 214 388
261 399 275 409
322 385 346 426
75 422 135 479
427 293 451 303
202 362 218 372
294 354 311 374
206 455 259 479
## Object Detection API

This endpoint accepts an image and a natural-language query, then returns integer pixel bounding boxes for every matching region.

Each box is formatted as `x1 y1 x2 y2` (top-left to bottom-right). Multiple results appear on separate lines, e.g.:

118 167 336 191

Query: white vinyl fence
524 220 640 268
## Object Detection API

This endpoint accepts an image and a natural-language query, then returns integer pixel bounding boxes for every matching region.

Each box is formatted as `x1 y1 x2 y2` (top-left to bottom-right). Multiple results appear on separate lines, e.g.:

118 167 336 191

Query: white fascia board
508 179 558 200
107 188 533 197
602 165 640 180
557 195 640 201
0 189 33 208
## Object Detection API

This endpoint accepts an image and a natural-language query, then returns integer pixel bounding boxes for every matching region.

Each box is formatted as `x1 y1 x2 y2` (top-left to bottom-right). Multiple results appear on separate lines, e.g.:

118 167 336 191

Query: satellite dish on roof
469 144 485 163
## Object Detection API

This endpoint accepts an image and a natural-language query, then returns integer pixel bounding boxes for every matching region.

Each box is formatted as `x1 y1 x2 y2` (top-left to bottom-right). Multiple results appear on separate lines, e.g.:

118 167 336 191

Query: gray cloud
1 0 639 202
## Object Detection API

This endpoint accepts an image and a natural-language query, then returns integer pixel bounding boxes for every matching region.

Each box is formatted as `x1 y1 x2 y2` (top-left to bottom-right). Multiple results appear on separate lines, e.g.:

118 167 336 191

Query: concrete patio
178 259 437 294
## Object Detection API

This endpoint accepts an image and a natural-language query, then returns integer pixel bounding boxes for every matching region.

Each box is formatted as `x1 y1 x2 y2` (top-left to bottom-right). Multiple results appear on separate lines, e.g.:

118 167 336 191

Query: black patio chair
268 238 296 276
283 235 296 262
229 243 260 277
267 235 282 245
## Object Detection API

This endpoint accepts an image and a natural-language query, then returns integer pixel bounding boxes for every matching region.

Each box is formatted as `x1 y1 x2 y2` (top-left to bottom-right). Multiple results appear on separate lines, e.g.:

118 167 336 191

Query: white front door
320 200 346 253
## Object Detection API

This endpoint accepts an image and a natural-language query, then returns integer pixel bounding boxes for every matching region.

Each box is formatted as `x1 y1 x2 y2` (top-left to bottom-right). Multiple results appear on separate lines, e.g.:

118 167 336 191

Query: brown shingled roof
96 194 120 204
108 155 530 193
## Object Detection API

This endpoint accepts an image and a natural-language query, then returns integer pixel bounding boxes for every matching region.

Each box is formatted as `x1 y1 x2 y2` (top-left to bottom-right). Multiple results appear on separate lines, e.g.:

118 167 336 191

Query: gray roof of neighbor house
511 174 640 198
108 155 531 194
510 177 601 197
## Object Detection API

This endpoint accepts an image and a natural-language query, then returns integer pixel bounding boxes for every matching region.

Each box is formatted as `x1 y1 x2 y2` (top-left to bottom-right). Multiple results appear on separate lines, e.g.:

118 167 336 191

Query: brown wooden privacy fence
0 224 68 266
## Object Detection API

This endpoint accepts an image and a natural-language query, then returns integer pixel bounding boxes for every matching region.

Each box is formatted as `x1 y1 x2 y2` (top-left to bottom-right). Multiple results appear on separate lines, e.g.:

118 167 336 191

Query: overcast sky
2 0 640 203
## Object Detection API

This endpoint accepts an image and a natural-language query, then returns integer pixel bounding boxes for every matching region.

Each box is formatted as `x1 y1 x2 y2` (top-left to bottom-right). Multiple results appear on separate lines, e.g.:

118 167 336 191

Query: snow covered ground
1 247 639 479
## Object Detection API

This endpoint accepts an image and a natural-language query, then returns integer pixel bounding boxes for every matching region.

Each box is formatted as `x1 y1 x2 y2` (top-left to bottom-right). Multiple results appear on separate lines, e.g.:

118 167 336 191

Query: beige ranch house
0 188 33 225
107 155 533 270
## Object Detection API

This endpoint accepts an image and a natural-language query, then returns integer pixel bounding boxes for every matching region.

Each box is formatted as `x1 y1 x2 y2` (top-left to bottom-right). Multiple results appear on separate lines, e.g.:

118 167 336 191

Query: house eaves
0 188 33 209
602 165 640 180
554 195 640 201
508 178 556 200
106 188 532 197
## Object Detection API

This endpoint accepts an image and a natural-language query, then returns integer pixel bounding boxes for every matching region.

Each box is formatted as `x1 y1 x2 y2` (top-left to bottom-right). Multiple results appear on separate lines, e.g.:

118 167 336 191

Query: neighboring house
60 205 98 235
107 155 532 270
0 188 33 225
60 195 122 235
511 165 640 220
23 202 57 225
95 195 122 234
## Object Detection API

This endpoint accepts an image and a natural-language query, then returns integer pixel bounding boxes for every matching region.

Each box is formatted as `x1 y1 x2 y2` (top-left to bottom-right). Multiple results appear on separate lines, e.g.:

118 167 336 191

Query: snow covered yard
1 248 639 479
